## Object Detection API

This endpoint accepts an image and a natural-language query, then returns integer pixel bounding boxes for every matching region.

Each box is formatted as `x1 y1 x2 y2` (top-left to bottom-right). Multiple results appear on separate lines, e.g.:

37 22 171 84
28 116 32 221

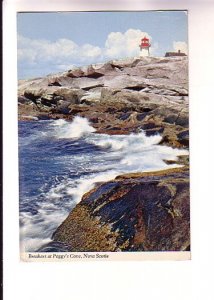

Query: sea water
19 116 188 252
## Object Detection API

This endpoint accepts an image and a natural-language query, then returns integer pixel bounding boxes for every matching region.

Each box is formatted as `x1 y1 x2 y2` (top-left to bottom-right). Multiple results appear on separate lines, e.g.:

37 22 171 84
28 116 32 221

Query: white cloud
17 29 155 78
104 29 151 58
173 41 188 54
82 44 102 58
17 35 100 65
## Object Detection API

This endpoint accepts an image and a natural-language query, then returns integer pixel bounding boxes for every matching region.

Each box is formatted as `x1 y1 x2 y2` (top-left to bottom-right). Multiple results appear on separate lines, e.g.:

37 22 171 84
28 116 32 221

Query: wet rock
119 112 132 121
52 167 190 252
136 113 147 121
53 101 71 115
89 117 99 123
144 127 164 136
177 130 189 147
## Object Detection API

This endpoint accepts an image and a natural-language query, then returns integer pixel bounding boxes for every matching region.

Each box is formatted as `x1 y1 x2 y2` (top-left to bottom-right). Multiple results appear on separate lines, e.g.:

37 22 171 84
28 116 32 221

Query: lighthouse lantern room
139 36 151 56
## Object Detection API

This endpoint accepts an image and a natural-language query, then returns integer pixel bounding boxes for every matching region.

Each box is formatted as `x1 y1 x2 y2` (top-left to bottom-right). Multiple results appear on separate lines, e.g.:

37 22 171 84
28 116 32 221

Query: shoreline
18 56 190 253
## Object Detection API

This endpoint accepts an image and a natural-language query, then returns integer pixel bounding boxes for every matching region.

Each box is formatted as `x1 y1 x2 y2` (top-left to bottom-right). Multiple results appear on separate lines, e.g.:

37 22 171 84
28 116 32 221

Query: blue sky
17 11 188 79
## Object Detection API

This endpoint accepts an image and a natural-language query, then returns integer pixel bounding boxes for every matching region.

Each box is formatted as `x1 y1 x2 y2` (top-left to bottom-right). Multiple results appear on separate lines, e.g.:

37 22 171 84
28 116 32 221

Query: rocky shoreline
19 56 190 252
18 56 188 148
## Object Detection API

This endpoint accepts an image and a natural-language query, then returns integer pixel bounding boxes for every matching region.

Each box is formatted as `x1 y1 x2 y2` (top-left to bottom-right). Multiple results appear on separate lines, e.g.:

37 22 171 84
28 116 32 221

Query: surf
19 117 188 251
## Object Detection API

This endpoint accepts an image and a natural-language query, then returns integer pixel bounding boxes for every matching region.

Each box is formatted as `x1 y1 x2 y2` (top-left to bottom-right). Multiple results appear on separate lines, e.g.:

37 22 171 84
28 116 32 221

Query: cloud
17 29 155 78
104 29 152 58
173 41 188 54
17 35 103 78
18 35 101 65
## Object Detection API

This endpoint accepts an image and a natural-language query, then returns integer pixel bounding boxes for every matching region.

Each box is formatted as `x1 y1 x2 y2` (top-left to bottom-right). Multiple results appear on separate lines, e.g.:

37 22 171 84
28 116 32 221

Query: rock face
18 56 188 148
51 167 190 252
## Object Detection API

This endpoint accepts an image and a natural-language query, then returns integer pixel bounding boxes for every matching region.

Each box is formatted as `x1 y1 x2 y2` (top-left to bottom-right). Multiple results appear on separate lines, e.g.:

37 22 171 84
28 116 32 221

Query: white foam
89 131 162 152
51 116 96 139
20 202 72 252
94 138 128 151
52 119 67 126
66 170 118 204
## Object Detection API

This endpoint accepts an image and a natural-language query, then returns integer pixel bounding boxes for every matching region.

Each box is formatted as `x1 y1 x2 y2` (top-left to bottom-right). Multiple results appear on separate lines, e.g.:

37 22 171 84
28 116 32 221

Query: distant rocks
18 56 189 149
51 167 190 252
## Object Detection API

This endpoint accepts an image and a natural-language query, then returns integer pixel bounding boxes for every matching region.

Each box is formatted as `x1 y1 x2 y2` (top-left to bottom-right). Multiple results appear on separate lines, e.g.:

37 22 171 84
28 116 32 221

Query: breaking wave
51 116 96 139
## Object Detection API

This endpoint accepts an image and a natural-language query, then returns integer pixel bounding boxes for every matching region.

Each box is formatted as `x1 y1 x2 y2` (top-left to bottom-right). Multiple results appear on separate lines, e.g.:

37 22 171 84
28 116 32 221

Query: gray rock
18 56 189 134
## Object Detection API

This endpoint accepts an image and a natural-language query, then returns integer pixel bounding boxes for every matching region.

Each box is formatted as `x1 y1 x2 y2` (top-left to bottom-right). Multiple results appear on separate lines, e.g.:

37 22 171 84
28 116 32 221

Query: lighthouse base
140 49 150 57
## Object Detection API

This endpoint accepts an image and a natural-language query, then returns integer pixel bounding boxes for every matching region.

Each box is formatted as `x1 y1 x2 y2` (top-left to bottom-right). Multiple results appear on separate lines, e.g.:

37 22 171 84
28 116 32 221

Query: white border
4 0 190 12
3 1 214 300
21 251 190 262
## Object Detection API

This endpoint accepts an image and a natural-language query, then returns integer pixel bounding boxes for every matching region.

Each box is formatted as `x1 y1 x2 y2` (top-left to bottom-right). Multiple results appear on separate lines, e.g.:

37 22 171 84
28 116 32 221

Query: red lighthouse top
139 37 151 49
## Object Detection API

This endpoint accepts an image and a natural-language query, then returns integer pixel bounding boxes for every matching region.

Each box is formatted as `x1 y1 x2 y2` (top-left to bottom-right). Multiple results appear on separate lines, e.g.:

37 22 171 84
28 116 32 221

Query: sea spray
19 117 188 251
51 116 96 139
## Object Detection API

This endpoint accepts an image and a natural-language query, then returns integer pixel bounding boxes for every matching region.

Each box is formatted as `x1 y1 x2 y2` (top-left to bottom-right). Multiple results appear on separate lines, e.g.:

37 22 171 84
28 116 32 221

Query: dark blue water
19 120 100 212
19 117 188 251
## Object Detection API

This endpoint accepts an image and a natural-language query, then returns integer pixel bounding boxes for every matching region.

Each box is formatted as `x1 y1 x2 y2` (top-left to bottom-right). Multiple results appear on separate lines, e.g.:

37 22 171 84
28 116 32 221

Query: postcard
4 1 214 300
16 10 190 261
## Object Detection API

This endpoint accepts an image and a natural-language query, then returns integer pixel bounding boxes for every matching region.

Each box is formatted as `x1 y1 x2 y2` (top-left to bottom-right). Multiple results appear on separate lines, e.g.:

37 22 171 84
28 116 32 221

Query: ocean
19 116 188 252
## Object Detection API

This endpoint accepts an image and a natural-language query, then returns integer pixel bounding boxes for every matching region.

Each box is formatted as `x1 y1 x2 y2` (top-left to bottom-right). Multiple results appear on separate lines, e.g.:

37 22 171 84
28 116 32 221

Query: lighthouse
139 36 151 56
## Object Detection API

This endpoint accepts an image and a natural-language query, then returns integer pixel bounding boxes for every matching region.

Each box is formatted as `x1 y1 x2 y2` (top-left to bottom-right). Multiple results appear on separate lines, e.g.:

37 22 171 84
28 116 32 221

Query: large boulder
52 167 190 252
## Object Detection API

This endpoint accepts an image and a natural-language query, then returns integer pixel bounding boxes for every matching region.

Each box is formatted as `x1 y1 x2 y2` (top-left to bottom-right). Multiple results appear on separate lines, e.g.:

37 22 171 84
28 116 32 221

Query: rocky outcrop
49 167 189 252
18 56 188 148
